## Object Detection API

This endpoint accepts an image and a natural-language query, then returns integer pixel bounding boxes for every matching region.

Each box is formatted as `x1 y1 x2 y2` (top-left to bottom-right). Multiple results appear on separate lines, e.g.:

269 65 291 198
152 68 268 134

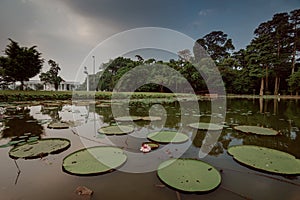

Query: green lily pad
228 145 300 175
47 122 70 129
188 122 223 131
98 125 134 135
233 125 278 135
142 116 162 121
62 146 127 175
147 131 189 144
114 116 142 122
157 158 221 192
142 142 159 150
9 138 71 159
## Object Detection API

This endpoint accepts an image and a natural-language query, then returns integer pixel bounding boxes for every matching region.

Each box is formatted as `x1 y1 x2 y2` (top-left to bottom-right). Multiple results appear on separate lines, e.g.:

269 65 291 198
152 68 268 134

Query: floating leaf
9 138 71 159
142 116 162 121
228 145 300 175
47 122 70 129
147 131 189 144
114 116 142 122
62 146 127 175
157 158 221 192
142 142 159 150
188 122 223 131
98 125 134 135
233 125 278 135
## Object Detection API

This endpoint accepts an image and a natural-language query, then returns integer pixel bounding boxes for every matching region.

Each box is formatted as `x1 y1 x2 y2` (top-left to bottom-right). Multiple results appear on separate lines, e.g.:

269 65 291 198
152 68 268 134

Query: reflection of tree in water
192 129 231 156
2 107 43 138
40 105 62 122
241 134 300 158
95 105 113 124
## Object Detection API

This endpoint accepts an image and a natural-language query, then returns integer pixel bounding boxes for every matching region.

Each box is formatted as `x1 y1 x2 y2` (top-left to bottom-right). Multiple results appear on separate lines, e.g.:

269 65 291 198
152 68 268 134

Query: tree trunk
291 45 296 74
274 76 280 95
259 97 263 113
265 65 269 92
259 77 264 96
20 81 24 91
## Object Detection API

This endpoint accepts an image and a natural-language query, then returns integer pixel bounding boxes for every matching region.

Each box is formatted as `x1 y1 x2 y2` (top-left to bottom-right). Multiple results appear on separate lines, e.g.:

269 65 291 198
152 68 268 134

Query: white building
23 80 80 91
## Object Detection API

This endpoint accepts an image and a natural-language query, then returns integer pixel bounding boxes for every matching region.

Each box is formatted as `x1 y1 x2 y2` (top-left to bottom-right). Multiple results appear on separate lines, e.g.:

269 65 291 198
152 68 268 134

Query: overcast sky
0 0 299 82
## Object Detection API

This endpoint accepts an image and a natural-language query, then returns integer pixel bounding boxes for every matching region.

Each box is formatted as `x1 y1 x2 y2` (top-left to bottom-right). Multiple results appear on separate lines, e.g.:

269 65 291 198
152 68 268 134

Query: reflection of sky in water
0 98 300 199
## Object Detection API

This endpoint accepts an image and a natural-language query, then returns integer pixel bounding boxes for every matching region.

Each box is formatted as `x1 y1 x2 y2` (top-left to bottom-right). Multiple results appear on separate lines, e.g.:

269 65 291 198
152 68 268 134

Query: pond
0 97 300 200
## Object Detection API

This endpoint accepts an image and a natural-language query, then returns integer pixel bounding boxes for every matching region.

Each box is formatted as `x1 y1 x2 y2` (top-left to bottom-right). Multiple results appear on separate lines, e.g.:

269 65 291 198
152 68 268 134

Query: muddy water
0 98 299 200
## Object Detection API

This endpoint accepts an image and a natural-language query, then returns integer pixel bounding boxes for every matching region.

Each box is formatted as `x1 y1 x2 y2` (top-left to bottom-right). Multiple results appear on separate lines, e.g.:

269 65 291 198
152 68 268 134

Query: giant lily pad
142 116 162 121
228 145 300 175
47 121 70 129
147 131 189 143
98 125 134 135
188 122 223 131
62 146 127 175
9 138 70 159
157 158 221 192
114 116 142 122
233 125 278 135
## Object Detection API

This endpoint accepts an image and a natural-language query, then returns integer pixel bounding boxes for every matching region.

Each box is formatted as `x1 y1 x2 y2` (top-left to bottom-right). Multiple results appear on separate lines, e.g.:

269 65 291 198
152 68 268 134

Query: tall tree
246 32 275 95
270 13 292 95
39 59 64 90
290 9 300 74
288 69 300 95
1 39 43 90
194 31 235 64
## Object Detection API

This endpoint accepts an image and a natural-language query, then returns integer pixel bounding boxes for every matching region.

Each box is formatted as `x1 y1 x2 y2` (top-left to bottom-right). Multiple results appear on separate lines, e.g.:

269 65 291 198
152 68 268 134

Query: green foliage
0 39 44 90
39 59 64 90
194 31 234 63
288 70 300 93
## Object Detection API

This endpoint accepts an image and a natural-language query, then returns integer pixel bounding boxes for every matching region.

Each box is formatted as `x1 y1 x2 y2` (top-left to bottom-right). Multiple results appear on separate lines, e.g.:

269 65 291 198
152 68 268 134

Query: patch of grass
0 90 186 102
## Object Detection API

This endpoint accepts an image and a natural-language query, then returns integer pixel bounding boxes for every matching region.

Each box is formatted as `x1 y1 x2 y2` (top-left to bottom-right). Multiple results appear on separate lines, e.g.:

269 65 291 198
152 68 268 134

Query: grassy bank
0 90 299 102
0 90 179 102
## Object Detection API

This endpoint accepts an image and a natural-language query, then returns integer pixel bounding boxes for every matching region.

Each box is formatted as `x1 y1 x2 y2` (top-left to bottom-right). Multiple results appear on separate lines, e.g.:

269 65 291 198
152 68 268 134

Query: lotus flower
140 144 151 153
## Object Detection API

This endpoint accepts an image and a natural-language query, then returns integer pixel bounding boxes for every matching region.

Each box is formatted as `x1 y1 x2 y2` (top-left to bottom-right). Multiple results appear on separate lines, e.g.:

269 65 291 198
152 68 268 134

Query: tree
0 57 14 89
288 69 300 95
39 59 64 90
290 9 300 74
270 13 292 95
194 31 235 64
178 49 192 62
1 39 44 90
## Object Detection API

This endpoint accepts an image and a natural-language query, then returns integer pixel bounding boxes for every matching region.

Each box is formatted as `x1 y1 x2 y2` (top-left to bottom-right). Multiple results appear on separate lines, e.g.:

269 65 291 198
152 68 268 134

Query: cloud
198 9 213 16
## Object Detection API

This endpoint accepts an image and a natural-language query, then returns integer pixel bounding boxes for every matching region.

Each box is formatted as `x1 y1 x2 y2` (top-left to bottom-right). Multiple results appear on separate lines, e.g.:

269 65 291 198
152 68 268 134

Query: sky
0 0 299 82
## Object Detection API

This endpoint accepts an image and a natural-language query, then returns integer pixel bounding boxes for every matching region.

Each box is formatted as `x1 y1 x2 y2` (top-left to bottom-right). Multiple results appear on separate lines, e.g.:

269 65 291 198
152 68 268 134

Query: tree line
84 8 299 95
1 8 299 95
0 39 63 90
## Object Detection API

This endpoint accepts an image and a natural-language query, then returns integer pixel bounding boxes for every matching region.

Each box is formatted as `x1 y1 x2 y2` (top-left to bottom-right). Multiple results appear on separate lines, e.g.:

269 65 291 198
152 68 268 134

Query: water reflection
40 104 63 122
1 107 43 139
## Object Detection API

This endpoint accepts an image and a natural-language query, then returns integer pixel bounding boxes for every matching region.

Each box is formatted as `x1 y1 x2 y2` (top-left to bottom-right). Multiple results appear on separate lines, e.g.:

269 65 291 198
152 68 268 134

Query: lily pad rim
97 125 134 135
227 145 300 175
147 131 189 144
233 125 278 136
62 146 127 176
188 122 223 131
157 158 222 193
9 138 71 160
